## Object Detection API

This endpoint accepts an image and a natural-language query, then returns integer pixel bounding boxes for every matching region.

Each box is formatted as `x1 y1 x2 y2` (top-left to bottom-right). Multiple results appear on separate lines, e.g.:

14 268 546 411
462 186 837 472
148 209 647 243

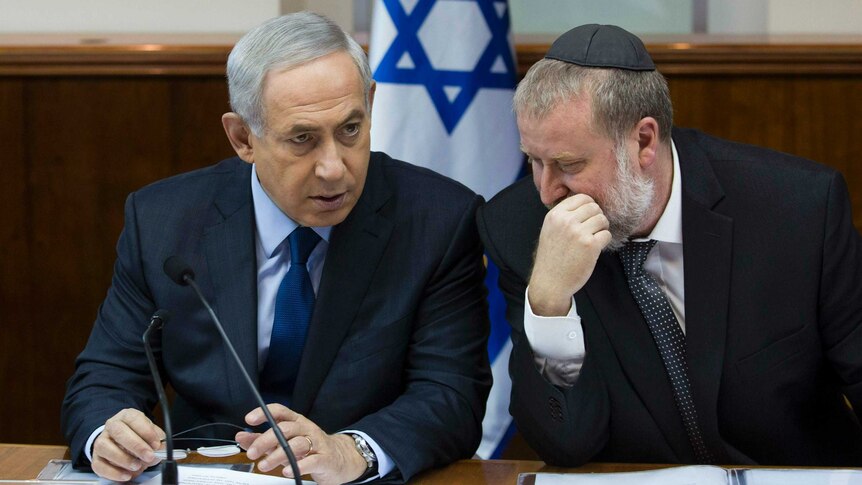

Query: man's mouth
311 193 346 210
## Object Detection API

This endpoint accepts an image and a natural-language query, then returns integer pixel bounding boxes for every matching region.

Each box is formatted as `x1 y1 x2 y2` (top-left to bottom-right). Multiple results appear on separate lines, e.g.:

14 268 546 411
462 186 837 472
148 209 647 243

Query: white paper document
526 466 728 485
519 465 862 485
34 460 312 485
138 467 314 485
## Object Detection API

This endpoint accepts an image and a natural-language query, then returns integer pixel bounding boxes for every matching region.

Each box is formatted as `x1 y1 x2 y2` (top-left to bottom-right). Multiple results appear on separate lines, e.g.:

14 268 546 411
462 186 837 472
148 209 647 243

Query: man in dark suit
62 12 491 484
477 24 862 467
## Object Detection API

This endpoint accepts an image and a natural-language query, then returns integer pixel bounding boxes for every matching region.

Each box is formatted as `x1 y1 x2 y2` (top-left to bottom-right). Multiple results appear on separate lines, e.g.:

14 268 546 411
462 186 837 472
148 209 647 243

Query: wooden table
0 443 670 483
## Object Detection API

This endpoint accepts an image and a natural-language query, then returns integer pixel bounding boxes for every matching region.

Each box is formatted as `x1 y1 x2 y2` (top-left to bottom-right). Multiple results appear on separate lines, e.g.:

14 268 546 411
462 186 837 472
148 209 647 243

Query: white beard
601 144 655 251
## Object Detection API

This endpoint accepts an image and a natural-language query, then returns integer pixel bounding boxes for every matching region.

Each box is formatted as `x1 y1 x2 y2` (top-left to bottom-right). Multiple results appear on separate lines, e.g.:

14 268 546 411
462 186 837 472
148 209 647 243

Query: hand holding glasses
154 422 246 460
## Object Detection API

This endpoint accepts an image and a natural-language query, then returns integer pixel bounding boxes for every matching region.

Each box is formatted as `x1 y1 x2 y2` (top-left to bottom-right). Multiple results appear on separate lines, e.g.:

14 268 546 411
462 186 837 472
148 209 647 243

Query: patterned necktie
618 240 715 464
260 226 321 406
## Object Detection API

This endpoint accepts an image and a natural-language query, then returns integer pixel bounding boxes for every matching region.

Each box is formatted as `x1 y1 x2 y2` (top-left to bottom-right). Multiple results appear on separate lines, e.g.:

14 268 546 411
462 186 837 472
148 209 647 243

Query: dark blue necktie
618 240 715 464
260 226 321 406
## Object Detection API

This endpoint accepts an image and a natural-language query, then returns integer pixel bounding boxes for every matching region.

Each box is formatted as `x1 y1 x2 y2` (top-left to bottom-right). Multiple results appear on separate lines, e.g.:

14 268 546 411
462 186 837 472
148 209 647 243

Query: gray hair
226 11 373 136
513 58 673 146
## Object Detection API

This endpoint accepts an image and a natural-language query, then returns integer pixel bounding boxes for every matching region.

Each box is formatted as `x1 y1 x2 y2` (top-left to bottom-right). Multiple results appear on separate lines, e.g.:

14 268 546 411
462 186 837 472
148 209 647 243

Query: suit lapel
675 129 733 461
202 160 260 413
578 129 735 461
291 155 395 414
583 255 693 461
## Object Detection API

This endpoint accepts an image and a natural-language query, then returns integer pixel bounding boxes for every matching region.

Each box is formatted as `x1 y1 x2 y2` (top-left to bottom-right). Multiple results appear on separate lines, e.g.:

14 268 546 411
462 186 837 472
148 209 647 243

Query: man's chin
302 204 355 227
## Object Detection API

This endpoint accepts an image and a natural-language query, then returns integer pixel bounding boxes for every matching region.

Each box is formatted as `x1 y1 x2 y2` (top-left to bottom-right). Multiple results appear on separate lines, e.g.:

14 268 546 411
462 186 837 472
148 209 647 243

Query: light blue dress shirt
250 164 393 480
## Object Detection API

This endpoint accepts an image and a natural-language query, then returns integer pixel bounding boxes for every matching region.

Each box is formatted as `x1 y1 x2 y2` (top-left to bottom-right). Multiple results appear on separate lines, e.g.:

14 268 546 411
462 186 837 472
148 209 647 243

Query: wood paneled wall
2 35 861 446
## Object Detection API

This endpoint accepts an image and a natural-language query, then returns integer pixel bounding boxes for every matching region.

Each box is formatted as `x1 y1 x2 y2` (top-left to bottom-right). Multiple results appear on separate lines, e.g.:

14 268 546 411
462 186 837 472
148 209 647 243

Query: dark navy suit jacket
62 152 492 482
477 128 862 467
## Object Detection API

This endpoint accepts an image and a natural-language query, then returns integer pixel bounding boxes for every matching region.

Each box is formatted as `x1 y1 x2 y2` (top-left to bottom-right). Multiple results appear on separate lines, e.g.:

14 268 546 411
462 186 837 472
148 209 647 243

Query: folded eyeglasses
154 422 246 460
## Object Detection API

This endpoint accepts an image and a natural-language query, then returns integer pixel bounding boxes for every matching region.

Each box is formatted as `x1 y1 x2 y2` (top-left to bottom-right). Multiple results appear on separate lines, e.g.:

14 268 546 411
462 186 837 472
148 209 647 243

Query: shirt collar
645 139 683 244
251 163 331 258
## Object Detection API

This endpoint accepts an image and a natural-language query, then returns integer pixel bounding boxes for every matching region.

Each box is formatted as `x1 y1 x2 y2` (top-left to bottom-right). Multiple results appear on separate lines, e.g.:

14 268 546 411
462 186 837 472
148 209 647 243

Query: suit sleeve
817 172 862 419
61 192 159 467
348 195 492 482
476 204 612 467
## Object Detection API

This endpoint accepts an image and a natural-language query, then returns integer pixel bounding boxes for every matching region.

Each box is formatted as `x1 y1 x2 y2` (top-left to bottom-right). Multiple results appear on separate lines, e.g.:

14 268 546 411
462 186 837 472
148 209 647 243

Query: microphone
142 310 178 485
162 256 303 485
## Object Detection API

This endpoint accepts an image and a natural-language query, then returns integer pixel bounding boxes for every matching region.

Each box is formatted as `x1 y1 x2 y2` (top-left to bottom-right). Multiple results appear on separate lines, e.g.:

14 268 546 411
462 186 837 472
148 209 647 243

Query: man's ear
222 112 255 163
367 80 377 118
635 116 660 169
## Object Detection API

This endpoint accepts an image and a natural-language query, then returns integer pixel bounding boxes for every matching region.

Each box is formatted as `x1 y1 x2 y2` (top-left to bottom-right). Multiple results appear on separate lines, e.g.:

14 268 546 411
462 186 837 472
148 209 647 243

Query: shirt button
567 331 577 340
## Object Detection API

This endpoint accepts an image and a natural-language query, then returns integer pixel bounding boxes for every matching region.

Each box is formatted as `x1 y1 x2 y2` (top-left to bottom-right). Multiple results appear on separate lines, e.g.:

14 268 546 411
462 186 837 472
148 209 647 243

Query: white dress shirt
525 141 685 385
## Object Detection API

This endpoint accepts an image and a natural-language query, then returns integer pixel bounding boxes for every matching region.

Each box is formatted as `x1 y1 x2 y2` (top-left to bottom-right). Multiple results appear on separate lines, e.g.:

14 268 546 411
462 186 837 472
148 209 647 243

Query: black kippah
545 24 655 71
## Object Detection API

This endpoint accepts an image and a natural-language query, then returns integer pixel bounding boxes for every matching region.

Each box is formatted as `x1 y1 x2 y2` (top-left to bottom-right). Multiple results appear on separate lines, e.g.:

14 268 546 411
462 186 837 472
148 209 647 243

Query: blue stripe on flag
490 420 518 459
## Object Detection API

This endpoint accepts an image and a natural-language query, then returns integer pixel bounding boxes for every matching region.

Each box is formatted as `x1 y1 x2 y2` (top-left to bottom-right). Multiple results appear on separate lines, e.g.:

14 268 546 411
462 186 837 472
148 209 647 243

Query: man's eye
559 162 583 174
343 123 360 136
291 133 311 144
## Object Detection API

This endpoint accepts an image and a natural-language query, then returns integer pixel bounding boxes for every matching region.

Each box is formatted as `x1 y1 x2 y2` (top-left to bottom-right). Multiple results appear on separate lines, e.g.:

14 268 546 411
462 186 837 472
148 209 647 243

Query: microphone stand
165 261 302 485
143 311 178 485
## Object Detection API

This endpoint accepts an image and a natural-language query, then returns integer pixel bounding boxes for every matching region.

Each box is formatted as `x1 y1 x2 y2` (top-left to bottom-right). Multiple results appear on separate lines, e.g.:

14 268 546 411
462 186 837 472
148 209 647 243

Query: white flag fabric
369 0 521 458
369 0 522 200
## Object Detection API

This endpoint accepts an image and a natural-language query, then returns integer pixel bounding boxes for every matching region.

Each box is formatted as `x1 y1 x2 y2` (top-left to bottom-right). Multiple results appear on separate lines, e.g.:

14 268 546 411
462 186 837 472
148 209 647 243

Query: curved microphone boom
143 310 177 485
162 256 303 485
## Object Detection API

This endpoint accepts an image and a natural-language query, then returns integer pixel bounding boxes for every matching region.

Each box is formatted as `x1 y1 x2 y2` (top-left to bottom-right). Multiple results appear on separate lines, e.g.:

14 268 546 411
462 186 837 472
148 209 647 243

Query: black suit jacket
62 152 492 481
477 127 862 466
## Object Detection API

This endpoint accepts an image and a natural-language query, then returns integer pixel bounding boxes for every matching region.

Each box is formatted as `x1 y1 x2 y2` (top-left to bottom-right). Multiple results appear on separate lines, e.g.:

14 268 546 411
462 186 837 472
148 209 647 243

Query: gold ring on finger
301 435 314 457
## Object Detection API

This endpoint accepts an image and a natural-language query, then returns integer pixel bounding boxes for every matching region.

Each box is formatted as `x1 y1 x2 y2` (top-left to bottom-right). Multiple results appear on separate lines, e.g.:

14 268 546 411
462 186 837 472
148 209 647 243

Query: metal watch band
350 433 377 469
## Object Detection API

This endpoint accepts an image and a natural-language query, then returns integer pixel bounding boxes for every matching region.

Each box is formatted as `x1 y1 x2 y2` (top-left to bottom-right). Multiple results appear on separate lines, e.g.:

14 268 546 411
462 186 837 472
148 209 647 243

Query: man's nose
315 140 346 180
538 167 567 206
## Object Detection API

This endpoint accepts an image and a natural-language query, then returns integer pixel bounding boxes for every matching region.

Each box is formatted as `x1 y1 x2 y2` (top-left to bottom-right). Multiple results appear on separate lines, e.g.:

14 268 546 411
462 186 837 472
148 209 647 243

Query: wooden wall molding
5 34 862 76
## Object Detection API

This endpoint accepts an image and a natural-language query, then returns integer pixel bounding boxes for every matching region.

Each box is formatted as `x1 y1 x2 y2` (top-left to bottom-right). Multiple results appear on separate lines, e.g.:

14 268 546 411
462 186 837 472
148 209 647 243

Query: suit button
548 396 564 422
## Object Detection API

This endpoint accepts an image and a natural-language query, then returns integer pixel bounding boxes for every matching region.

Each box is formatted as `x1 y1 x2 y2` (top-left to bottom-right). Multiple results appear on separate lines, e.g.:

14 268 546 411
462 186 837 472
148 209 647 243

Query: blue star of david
374 0 517 134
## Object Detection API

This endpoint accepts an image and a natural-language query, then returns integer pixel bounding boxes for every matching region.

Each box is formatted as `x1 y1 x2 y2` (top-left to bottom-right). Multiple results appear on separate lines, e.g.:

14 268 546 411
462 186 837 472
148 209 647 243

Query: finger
123 412 165 450
554 193 595 211
595 229 613 248
267 403 302 421
580 212 610 236
246 422 304 471
103 417 159 464
244 403 299 426
569 201 603 223
287 434 314 460
244 407 267 426
236 430 260 450
92 435 146 481
283 453 320 479
91 455 143 482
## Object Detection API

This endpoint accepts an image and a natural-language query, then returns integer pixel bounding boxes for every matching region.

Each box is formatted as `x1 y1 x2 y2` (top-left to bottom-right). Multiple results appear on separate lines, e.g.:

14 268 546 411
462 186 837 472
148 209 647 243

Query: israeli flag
369 0 522 458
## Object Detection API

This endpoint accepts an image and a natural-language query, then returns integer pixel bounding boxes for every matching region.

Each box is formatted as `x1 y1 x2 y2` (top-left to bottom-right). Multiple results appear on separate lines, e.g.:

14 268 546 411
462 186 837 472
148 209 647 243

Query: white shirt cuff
84 425 105 463
339 430 394 481
523 286 586 360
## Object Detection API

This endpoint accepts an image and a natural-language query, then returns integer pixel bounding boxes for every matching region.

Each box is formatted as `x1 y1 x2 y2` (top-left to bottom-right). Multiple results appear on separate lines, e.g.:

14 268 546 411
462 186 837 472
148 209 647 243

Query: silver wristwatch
350 433 377 470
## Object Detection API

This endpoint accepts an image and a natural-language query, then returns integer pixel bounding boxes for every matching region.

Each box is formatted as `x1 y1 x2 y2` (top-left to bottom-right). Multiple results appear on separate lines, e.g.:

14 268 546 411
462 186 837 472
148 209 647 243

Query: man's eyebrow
339 109 366 124
550 151 584 161
284 110 367 135
286 123 318 135
519 148 585 161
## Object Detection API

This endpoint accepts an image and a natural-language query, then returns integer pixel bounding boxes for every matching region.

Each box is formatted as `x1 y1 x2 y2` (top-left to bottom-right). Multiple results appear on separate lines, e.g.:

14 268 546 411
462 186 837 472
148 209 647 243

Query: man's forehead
262 52 364 103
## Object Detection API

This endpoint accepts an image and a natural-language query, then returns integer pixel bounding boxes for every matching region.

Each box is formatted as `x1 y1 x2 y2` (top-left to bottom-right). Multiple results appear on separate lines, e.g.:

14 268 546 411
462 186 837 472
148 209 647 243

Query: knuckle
574 193 593 205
